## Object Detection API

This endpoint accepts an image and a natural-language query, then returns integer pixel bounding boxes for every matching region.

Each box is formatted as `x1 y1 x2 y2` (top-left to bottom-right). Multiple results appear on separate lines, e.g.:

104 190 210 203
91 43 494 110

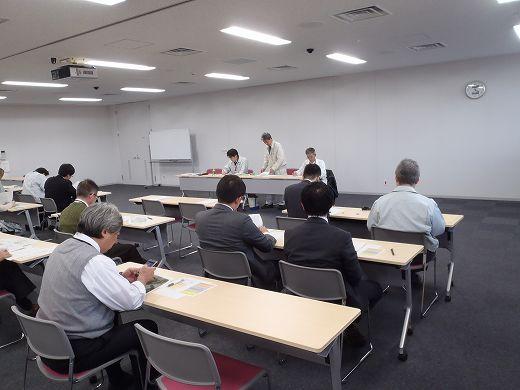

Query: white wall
110 52 520 200
0 105 120 185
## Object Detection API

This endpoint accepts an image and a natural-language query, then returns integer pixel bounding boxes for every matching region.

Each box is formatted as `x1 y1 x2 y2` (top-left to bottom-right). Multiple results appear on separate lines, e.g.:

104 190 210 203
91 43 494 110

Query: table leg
445 228 454 302
398 265 412 361
24 210 38 240
153 226 171 270
328 337 342 390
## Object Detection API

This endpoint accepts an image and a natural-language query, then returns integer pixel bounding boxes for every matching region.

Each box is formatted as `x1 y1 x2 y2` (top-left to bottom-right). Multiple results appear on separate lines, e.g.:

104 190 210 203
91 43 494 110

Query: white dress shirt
75 233 146 311
22 171 47 201
295 158 327 184
223 157 249 174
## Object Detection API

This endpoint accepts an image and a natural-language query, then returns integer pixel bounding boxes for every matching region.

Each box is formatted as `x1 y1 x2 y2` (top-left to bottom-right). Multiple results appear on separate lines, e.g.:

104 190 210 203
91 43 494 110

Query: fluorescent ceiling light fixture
2 81 68 88
84 59 155 71
0 96 6 100
220 26 291 45
78 0 126 5
205 73 250 81
515 24 520 39
59 97 102 102
496 0 520 3
121 87 165 93
326 52 366 65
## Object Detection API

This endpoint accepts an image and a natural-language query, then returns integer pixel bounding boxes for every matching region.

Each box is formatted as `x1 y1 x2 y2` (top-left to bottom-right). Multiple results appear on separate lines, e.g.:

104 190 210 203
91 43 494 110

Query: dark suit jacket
195 204 277 284
284 217 366 305
284 180 311 218
44 175 76 212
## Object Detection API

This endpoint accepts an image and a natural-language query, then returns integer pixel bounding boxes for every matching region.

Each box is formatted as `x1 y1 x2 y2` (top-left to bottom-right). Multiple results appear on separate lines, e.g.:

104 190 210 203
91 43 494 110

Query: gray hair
395 158 420 185
261 132 272 141
77 203 123 238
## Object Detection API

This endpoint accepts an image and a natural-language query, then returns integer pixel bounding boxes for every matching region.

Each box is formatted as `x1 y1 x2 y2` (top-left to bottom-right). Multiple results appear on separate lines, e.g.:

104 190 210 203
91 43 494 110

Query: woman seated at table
0 248 38 315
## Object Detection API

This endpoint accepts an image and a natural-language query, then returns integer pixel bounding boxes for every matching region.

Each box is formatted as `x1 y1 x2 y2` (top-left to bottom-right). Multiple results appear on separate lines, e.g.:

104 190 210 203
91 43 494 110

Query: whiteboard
149 129 192 161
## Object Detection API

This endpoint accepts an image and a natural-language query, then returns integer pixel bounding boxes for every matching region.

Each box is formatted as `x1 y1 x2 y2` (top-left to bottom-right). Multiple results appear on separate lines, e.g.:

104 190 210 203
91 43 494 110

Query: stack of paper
249 214 263 228
266 229 284 243
359 245 383 255
329 206 342 216
154 277 215 300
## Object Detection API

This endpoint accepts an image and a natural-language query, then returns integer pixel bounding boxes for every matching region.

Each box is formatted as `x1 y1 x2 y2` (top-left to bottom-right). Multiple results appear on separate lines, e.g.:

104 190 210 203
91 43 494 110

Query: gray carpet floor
1 184 519 389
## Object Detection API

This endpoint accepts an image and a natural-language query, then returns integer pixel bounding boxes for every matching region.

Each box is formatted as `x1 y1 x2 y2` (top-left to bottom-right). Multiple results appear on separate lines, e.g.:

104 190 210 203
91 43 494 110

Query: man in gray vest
37 203 157 389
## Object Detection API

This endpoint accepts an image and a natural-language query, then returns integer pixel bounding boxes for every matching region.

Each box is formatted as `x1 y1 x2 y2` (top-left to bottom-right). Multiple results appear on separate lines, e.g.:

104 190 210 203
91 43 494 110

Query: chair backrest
278 260 347 304
40 197 58 213
179 203 206 222
135 324 221 387
371 227 426 247
15 193 37 203
11 306 74 360
276 216 306 230
206 168 223 174
142 199 166 217
286 168 298 175
197 247 252 284
54 229 74 244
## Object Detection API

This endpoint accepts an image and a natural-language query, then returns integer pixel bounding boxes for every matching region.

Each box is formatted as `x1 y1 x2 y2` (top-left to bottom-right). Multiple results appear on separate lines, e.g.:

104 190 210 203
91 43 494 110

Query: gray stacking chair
178 203 206 258
11 306 140 390
40 198 59 229
0 292 24 349
275 216 306 231
371 227 438 317
135 324 270 390
142 199 176 249
53 229 74 244
197 247 252 286
278 260 373 382
14 193 37 203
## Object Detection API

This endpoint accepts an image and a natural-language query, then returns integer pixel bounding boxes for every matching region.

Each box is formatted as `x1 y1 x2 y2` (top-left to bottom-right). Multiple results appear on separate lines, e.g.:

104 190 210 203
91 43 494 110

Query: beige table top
178 173 302 181
4 185 22 192
129 195 218 208
97 191 111 197
4 202 42 212
119 262 360 353
267 229 423 267
282 207 464 228
0 232 57 264
120 212 175 230
3 176 25 182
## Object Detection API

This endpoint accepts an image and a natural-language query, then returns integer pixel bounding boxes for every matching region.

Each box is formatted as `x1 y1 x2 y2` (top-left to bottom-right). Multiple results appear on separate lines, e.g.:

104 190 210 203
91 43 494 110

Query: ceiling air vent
173 81 195 85
0 18 9 25
223 58 256 65
102 93 121 96
161 47 203 56
332 6 389 23
409 42 446 52
268 65 298 71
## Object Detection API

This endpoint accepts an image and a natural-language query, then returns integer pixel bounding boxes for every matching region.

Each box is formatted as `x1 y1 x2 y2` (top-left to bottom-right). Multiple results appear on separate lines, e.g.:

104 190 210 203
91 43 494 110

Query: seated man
223 148 248 174
195 175 278 289
59 179 146 264
367 158 445 270
44 163 76 211
284 164 321 218
37 203 158 389
0 248 37 315
22 167 49 201
294 147 327 184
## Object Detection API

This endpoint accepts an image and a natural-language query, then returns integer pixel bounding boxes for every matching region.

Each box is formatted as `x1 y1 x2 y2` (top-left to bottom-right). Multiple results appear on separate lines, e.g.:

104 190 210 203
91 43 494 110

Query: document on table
265 229 284 243
257 171 270 177
353 240 366 253
123 215 150 224
359 244 383 255
0 238 50 260
0 191 13 204
329 206 342 216
154 277 216 300
202 199 217 207
148 195 173 200
249 213 263 228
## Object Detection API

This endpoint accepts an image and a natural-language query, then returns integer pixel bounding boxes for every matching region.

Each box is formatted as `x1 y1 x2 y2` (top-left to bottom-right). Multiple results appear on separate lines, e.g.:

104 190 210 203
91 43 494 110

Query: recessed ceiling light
220 26 291 46
205 73 250 81
84 59 155 71
515 24 520 39
497 0 520 3
121 87 165 93
59 97 102 102
0 96 6 100
2 81 68 88
326 52 366 65
77 0 126 5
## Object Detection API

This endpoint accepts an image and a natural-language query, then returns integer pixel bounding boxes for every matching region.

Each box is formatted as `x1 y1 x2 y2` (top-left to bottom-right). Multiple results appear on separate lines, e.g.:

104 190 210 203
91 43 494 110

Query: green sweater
59 200 87 234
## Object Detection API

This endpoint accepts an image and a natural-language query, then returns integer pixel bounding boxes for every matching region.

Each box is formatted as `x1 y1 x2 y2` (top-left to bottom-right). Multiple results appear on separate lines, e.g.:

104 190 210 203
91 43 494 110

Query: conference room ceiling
1 0 519 105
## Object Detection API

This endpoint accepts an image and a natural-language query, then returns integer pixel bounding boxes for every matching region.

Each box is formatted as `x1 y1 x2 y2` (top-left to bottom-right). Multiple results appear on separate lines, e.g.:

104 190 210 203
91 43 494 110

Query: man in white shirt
223 148 248 174
260 132 287 208
367 159 445 268
294 147 327 184
21 167 49 201
37 203 157 389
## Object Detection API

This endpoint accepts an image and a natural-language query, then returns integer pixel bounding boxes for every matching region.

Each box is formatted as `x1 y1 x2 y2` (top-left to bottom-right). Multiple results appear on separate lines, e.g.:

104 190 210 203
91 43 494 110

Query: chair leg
23 345 30 390
264 372 271 390
421 259 439 318
93 371 104 389
342 309 374 382
68 360 74 390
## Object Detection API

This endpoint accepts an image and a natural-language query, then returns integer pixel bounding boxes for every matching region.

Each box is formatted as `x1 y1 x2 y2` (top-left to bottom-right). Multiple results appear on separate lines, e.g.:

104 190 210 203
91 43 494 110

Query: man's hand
259 226 268 234
137 266 156 285
269 169 275 175
0 249 11 261
122 267 140 283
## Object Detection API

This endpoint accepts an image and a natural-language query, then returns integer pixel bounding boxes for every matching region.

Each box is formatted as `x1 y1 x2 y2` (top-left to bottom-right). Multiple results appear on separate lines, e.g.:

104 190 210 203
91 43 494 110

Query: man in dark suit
196 175 279 289
284 182 382 344
44 163 76 212
284 164 321 218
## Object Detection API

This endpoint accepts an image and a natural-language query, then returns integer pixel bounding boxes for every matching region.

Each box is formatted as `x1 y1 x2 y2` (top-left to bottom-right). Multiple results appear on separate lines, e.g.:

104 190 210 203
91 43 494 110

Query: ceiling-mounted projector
51 65 98 80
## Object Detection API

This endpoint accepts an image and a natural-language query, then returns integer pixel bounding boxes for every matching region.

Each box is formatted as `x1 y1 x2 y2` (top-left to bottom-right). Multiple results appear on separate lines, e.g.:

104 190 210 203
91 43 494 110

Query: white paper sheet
249 214 263 228
266 229 284 243
359 244 383 255
329 206 342 216
353 241 366 253
257 171 270 177
154 277 215 300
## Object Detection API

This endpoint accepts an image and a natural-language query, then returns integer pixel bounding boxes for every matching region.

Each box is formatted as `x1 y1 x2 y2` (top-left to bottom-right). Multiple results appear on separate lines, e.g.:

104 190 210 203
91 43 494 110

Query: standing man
22 167 50 201
260 132 287 208
44 163 76 212
294 147 327 184
223 148 248 175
